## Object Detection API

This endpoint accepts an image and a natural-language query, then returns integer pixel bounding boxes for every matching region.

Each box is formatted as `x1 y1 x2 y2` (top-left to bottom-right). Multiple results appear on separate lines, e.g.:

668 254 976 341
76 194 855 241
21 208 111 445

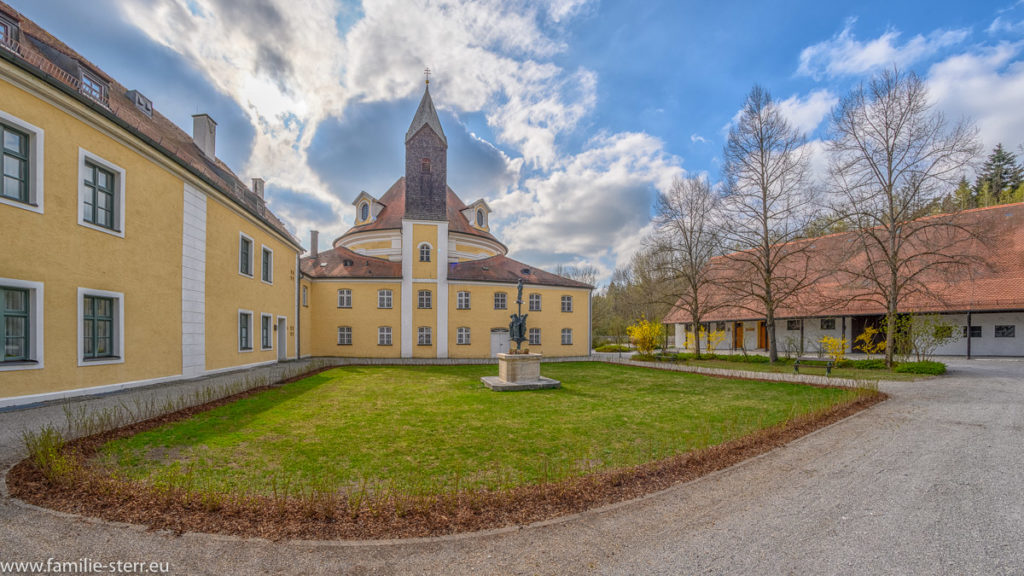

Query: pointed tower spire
405 83 447 146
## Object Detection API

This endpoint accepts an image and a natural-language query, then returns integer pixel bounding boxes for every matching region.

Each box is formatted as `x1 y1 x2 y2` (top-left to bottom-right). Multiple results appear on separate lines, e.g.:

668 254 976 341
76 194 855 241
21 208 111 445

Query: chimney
191 114 217 158
252 178 265 199
310 230 319 259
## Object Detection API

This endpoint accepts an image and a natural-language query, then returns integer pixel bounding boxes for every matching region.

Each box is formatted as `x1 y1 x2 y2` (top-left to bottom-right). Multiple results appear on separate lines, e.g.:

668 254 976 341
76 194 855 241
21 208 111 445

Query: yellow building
298 86 593 358
0 3 302 406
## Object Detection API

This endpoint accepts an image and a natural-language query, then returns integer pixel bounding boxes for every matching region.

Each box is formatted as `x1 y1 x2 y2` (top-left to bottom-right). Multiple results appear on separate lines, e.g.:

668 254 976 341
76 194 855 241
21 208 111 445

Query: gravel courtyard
1 358 1021 575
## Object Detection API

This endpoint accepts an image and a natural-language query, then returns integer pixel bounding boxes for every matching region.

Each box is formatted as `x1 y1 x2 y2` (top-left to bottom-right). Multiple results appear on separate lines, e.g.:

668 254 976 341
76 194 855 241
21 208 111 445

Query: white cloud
798 18 969 79
690 133 709 144
776 89 838 135
926 42 1024 154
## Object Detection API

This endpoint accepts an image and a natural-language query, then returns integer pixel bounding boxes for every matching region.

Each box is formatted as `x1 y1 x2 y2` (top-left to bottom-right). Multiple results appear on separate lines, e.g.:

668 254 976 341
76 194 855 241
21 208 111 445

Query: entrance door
277 317 287 361
733 322 744 349
757 321 767 349
490 329 510 357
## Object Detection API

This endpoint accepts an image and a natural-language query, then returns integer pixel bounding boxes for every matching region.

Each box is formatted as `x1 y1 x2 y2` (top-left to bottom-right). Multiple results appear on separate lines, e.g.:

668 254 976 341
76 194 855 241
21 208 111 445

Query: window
995 325 1016 338
476 209 484 227
302 285 308 307
337 326 352 346
421 158 431 173
337 289 352 308
360 202 369 222
238 234 253 276
494 292 507 310
715 322 726 332
786 319 801 331
2 122 28 204
378 289 393 309
457 327 470 345
529 328 540 346
0 111 43 213
78 150 124 235
238 311 253 351
561 328 573 346
261 314 273 350
378 326 392 346
934 325 954 339
261 247 273 283
0 16 14 46
419 243 431 262
0 280 42 370
561 295 573 313
79 289 123 365
457 291 471 310
79 71 108 104
821 318 836 330
529 293 541 311
1 286 28 362
963 326 982 338
418 326 432 346
418 290 432 309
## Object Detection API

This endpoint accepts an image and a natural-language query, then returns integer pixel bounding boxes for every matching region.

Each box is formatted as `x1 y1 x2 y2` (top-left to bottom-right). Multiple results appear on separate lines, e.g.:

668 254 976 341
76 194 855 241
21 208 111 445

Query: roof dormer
0 12 19 50
79 68 109 107
461 199 492 231
353 191 385 225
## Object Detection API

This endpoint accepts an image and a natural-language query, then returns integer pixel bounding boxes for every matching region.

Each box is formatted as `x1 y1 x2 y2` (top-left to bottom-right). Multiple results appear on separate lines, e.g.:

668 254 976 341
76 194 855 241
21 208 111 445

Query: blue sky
12 0 1024 283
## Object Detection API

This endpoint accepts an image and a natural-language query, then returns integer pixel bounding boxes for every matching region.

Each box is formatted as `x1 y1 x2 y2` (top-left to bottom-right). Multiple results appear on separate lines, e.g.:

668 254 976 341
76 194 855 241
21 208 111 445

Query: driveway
1 359 1022 575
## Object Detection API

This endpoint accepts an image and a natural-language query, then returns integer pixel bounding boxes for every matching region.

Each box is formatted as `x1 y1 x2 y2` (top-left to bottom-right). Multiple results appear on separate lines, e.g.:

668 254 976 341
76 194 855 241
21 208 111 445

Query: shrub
853 325 886 355
819 336 848 363
725 354 773 364
836 359 888 370
626 316 665 356
594 344 630 353
893 361 946 375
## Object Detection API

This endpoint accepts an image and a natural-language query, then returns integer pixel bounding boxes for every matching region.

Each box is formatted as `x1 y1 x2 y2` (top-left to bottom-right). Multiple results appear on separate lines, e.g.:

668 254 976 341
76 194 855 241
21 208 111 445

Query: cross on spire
424 66 431 85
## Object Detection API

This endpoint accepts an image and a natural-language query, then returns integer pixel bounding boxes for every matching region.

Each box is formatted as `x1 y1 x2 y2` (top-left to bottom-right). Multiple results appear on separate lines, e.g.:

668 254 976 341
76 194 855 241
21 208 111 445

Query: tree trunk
766 310 778 362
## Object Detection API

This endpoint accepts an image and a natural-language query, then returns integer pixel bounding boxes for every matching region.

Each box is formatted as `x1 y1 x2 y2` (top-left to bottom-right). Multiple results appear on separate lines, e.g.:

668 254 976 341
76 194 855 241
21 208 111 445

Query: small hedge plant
594 344 631 353
893 361 947 375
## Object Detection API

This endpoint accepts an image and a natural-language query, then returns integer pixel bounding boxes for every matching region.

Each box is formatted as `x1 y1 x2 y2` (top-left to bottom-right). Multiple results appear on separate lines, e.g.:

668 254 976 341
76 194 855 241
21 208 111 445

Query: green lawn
98 362 867 496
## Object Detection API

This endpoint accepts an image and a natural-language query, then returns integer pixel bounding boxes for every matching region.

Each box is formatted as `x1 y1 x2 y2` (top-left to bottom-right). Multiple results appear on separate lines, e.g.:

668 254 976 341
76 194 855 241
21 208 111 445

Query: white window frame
0 277 44 371
378 326 392 346
260 312 273 350
238 309 253 352
561 295 573 313
561 328 573 346
457 327 470 345
529 293 541 311
359 201 369 223
238 232 254 278
418 289 432 309
529 327 541 346
337 326 352 346
494 292 507 310
337 288 352 308
378 289 393 309
457 291 471 310
77 148 125 237
0 110 44 214
419 242 432 263
418 326 432 346
261 245 274 284
77 287 125 366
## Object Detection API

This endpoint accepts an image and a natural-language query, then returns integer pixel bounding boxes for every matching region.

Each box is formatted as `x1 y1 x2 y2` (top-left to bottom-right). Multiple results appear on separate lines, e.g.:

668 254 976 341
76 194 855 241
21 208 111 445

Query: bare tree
721 85 817 362
648 175 723 358
552 263 600 287
828 68 981 367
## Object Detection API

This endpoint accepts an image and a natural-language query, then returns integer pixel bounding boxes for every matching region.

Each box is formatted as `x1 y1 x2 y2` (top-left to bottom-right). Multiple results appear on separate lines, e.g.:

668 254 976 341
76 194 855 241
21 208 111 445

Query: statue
508 279 528 352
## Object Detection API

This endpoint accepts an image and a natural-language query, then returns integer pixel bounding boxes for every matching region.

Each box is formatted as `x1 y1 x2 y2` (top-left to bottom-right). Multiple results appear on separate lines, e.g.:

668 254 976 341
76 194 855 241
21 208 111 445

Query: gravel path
1 359 1022 575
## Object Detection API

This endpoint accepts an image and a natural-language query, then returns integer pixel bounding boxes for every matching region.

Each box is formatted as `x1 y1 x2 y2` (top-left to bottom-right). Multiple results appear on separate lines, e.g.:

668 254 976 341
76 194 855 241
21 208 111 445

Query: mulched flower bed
7 378 885 541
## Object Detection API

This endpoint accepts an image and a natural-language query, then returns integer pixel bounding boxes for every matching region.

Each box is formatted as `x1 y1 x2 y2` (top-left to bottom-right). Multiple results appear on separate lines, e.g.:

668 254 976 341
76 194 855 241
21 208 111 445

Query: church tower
403 83 448 220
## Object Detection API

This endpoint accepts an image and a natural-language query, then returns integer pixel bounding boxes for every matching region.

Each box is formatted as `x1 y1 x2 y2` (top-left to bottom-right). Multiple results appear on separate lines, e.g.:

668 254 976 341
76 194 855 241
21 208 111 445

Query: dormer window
360 202 369 222
80 71 108 105
0 14 17 48
476 209 485 227
421 158 431 173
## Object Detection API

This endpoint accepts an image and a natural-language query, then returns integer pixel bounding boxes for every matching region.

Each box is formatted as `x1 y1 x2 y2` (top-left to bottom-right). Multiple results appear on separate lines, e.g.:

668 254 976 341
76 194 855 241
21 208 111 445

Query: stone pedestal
481 353 561 391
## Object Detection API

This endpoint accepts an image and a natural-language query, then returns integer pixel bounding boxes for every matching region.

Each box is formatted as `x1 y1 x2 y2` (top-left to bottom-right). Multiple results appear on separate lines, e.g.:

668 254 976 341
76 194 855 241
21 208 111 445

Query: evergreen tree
953 176 973 209
973 144 1023 205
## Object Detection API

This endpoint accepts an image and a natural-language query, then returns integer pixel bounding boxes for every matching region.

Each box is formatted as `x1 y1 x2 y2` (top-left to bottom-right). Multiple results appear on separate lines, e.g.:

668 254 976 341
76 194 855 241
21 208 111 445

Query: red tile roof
338 177 506 248
664 202 1024 324
449 254 593 289
300 245 402 279
0 2 300 249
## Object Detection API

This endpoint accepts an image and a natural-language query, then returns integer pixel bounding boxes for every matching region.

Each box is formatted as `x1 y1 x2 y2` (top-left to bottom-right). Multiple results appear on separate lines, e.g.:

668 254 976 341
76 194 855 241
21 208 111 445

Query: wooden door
757 321 767 349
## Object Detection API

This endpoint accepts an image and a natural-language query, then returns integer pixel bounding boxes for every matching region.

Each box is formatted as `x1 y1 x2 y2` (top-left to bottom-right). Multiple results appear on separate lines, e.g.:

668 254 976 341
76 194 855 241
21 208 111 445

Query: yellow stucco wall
347 240 392 251
412 281 437 358
1 71 182 397
412 224 439 279
447 284 591 358
298 278 312 357
302 280 402 357
204 199 297 371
